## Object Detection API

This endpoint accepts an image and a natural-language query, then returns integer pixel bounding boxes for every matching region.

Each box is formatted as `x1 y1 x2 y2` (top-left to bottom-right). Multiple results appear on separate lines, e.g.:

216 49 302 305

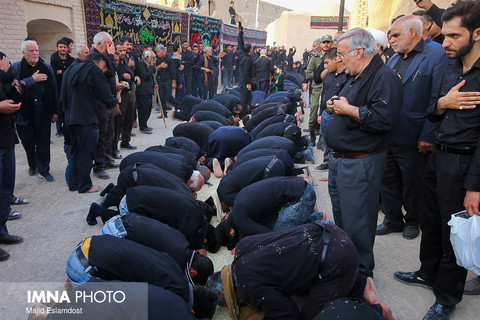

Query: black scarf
18 57 57 119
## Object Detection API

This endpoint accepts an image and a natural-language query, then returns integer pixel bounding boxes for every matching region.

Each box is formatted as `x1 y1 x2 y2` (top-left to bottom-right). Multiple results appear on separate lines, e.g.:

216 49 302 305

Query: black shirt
325 55 403 153
222 51 235 68
181 49 195 74
428 57 480 190
0 69 17 149
392 40 423 80
320 70 348 113
156 53 176 84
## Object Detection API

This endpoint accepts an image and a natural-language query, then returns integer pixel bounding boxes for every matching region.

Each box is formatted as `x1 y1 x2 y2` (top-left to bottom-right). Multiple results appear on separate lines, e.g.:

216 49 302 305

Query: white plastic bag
448 210 480 275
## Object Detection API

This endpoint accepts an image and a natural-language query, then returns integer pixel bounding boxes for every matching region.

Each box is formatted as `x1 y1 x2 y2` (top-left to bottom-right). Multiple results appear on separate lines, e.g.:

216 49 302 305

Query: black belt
263 156 278 178
435 143 475 155
75 245 100 278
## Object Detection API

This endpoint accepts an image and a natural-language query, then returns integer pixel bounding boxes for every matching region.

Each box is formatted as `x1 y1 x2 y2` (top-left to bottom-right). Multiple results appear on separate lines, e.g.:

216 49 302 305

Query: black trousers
69 124 98 193
119 91 134 147
136 94 152 131
380 146 429 228
202 75 215 100
16 101 51 175
418 149 468 307
240 82 251 112
257 80 270 94
94 104 114 169
184 72 193 96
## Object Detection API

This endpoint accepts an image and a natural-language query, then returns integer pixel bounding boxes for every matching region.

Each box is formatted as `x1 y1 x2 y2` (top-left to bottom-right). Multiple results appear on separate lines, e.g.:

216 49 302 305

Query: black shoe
403 225 420 239
38 172 54 182
303 129 310 133
0 248 10 261
312 163 329 171
423 303 456 320
28 167 36 176
112 152 122 159
93 168 110 179
394 271 433 290
100 183 115 197
140 129 152 134
376 223 403 235
104 162 120 169
0 234 24 244
121 144 137 150
146 127 153 131
316 140 324 151
86 203 102 226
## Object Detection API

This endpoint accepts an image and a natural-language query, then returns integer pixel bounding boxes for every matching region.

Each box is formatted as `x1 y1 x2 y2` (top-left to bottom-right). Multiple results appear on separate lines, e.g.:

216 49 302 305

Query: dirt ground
0 106 478 320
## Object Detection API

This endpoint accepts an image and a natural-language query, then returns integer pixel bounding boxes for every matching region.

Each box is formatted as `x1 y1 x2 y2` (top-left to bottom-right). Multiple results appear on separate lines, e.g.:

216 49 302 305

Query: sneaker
0 248 9 261
140 129 152 134
394 271 433 290
313 163 329 171
38 173 55 182
93 168 110 179
423 303 456 320
8 208 22 221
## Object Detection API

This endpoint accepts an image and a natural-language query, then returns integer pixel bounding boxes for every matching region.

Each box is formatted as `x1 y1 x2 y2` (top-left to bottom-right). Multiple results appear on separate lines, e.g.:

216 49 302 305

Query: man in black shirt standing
238 23 254 116
221 44 235 88
156 44 177 117
229 1 236 25
325 29 402 277
181 41 194 95
395 2 480 319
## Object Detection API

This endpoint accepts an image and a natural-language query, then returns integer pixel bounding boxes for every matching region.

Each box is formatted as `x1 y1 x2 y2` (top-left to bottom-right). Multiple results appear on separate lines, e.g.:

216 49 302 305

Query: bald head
389 15 424 54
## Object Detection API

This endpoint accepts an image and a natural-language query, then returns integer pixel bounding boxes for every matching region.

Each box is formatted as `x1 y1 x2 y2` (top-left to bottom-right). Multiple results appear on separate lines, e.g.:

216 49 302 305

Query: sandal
11 197 29 205
8 208 22 221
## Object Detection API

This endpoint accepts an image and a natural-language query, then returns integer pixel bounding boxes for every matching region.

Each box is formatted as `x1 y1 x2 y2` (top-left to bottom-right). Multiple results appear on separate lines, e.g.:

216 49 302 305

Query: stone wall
0 0 28 62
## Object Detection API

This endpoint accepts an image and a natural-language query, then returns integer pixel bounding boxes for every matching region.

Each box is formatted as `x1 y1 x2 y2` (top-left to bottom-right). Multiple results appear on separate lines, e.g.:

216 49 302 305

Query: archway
26 19 73 60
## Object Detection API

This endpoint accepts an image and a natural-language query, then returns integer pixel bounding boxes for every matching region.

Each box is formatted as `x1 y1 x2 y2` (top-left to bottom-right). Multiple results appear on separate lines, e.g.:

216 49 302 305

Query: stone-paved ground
1 106 478 320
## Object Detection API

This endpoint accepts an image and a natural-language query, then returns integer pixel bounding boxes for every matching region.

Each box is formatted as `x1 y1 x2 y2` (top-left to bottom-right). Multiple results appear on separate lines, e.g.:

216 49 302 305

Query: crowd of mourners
1 0 480 319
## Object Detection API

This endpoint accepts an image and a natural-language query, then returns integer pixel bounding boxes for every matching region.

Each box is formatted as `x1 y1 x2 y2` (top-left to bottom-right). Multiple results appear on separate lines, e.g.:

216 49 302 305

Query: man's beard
451 34 474 59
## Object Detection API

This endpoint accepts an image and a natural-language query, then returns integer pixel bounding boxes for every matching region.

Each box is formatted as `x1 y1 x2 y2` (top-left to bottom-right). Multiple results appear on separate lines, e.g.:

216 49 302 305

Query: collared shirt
428 57 480 190
320 70 348 113
392 40 423 80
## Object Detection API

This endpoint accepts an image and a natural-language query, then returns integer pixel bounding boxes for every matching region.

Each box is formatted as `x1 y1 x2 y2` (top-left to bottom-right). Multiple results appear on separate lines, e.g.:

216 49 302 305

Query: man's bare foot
380 301 396 320
224 158 232 176
86 185 102 193
212 158 223 178
171 110 175 119
64 278 73 292
363 277 381 305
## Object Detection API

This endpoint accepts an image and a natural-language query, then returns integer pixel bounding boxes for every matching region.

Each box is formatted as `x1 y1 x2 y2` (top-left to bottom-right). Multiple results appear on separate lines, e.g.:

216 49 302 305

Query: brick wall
349 0 368 29
0 0 28 61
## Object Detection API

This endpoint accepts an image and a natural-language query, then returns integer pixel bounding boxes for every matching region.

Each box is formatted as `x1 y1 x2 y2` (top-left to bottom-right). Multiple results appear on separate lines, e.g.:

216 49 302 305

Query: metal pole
338 0 346 31
255 0 260 29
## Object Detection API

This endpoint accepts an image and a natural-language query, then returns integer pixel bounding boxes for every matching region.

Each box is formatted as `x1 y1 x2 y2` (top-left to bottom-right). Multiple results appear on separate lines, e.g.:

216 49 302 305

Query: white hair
204 46 211 53
143 50 153 59
394 15 424 36
365 28 388 49
337 28 378 57
93 32 112 46
155 44 165 51
21 40 38 52
189 170 202 190
260 48 267 55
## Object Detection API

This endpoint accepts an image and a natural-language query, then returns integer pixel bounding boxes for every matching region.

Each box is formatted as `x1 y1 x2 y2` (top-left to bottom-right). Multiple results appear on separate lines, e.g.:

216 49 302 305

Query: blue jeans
66 239 100 287
320 110 332 152
223 67 233 88
101 215 128 237
119 195 129 215
0 146 15 236
64 144 72 187
273 183 317 231
192 72 203 98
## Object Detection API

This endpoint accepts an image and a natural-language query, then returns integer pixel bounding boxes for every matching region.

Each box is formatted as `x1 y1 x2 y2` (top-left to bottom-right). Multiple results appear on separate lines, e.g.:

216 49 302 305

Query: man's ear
474 27 480 42
187 179 193 186
189 267 198 276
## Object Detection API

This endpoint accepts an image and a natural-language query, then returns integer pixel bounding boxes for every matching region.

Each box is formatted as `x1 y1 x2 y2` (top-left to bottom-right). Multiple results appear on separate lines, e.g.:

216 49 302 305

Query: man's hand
32 70 48 83
317 115 322 125
418 141 434 153
172 81 177 89
13 79 23 94
246 84 251 90
113 104 122 116
158 62 168 69
464 190 480 216
56 70 62 75
106 40 115 55
116 83 124 91
52 114 58 123
0 100 21 114
128 59 135 68
179 64 184 71
221 66 224 71
414 0 434 10
178 84 183 89
302 83 308 92
154 84 159 89
233 66 236 70
123 73 131 80
134 76 141 86
331 96 360 120
0 56 10 73
437 80 480 114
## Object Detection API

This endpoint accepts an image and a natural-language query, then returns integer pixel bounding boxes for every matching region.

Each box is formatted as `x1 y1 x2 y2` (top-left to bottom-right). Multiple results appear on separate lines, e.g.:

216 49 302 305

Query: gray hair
260 48 267 54
21 40 38 52
394 15 424 36
143 50 154 59
155 44 165 51
189 170 202 190
93 32 112 46
75 45 87 56
337 28 378 57
204 46 211 53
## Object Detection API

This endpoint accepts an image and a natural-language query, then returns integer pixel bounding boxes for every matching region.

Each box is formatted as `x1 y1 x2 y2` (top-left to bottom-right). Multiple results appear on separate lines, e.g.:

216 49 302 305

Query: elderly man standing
12 40 58 181
135 50 156 134
254 48 275 94
377 16 448 240
325 29 402 277
156 44 177 118
74 45 89 64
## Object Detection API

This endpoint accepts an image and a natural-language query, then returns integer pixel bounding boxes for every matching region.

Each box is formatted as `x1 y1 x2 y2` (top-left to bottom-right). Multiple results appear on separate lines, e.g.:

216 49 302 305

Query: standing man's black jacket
88 235 190 302
0 67 19 149
86 48 116 94
135 58 155 96
182 48 195 75
61 60 118 125
237 136 297 159
50 51 74 93
119 151 194 181
229 177 306 237
218 156 285 206
191 100 232 119
173 122 214 153
254 55 274 82
238 30 254 86
222 50 235 68
125 186 208 249
156 53 177 84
